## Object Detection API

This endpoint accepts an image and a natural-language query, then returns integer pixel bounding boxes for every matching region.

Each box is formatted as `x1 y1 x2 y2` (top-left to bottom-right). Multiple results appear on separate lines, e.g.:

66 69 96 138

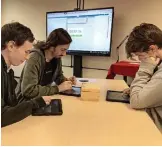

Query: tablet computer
106 90 130 103
59 86 81 97
32 99 63 116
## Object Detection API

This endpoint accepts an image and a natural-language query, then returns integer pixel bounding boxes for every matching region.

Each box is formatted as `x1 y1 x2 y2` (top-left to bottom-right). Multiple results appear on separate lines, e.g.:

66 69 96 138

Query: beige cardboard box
81 83 100 101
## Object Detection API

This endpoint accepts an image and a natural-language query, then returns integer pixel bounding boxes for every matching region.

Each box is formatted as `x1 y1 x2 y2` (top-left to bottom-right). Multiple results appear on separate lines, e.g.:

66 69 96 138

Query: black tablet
59 86 81 97
32 99 63 116
106 90 130 103
79 79 89 82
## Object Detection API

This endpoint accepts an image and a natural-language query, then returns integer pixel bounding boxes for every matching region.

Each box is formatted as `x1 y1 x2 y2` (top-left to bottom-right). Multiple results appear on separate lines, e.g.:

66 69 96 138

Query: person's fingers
72 77 77 84
46 101 50 105
70 76 75 81
123 88 130 94
155 58 160 64
42 96 52 105
67 81 72 84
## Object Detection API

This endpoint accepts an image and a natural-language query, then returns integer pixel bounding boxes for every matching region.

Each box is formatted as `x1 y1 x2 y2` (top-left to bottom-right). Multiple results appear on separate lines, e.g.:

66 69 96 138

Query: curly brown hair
126 23 162 57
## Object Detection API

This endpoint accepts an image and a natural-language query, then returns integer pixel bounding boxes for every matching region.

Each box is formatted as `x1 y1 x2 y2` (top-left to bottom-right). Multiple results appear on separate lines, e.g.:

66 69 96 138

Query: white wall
2 0 162 78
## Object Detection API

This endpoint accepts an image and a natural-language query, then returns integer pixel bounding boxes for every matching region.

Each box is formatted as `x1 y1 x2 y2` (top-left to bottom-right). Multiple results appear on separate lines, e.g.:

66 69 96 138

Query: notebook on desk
59 86 81 97
106 90 130 103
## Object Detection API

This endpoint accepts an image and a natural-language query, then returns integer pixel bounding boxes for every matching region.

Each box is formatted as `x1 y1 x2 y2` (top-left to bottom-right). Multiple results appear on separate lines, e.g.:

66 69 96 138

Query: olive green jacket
16 49 66 101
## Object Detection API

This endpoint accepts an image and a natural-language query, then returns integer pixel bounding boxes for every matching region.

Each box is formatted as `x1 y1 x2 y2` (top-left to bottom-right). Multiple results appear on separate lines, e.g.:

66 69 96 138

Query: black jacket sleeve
1 68 46 127
1 98 45 127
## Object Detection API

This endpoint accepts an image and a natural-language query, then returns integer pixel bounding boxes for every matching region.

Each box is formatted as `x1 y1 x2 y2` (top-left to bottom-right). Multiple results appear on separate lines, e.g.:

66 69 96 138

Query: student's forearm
1 98 45 127
130 62 162 108
22 84 59 99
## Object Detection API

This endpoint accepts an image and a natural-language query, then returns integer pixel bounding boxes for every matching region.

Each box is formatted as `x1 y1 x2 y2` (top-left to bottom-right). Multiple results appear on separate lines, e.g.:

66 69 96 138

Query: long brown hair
34 28 72 50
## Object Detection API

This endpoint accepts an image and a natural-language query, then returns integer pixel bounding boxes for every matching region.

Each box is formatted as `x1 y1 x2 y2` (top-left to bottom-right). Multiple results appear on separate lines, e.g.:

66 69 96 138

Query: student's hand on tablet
58 81 72 92
67 76 77 85
42 96 52 105
123 88 130 95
